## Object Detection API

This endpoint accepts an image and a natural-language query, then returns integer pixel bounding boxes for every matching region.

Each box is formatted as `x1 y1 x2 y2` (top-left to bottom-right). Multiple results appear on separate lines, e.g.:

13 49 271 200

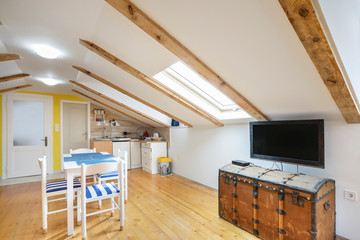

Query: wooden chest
219 164 335 240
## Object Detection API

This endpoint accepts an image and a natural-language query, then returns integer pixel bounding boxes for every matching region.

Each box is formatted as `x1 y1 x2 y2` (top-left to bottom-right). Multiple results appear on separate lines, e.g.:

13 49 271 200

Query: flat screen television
250 119 324 168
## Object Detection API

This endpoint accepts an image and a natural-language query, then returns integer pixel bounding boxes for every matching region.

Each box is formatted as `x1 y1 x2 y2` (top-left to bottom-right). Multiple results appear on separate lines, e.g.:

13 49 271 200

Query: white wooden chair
38 156 81 233
70 148 97 185
80 161 125 239
96 149 128 208
69 148 96 154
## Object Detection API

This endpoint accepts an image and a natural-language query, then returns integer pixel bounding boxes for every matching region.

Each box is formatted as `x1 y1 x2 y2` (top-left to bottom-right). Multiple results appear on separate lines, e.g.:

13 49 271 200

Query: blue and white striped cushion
46 179 81 193
85 182 119 199
96 171 119 179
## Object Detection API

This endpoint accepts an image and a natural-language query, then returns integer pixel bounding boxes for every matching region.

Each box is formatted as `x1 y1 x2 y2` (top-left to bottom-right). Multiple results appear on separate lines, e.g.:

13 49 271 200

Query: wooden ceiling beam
278 0 360 123
105 0 268 122
0 73 30 83
79 39 224 127
72 89 156 128
0 53 20 62
72 65 193 128
0 84 32 93
70 80 169 127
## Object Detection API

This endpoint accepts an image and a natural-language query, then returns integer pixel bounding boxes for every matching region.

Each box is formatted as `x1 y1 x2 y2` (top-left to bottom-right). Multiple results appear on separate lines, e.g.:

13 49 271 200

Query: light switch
55 124 59 132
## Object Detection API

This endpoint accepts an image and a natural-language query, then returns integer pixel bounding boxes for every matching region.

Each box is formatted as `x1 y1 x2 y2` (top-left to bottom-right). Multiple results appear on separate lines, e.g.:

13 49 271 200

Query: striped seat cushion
86 182 119 199
46 179 81 193
96 171 119 179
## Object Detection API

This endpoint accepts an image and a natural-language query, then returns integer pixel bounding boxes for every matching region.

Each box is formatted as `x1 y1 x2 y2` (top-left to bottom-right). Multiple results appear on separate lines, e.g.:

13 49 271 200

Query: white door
7 93 53 178
62 102 89 155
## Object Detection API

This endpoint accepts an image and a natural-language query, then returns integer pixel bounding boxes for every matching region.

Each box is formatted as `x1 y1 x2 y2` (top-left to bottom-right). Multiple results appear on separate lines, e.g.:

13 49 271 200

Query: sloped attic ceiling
0 0 355 127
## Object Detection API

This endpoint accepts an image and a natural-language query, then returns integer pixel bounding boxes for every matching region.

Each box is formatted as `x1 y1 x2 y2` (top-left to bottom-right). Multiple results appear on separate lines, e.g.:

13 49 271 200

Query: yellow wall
0 92 86 176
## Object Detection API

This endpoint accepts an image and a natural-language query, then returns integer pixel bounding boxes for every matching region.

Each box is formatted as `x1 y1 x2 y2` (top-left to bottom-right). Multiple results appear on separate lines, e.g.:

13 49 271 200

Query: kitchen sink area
88 104 170 174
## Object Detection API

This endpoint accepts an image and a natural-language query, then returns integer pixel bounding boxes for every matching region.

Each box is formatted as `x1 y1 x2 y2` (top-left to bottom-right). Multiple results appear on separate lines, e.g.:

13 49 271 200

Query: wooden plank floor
0 169 259 240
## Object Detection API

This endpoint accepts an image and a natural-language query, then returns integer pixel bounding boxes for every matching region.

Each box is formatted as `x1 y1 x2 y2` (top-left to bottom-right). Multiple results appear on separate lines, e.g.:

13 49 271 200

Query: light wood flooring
0 169 259 240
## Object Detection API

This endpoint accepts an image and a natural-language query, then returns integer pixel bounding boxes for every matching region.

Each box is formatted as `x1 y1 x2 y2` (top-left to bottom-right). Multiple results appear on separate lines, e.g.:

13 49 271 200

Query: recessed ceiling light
40 78 60 86
33 44 61 59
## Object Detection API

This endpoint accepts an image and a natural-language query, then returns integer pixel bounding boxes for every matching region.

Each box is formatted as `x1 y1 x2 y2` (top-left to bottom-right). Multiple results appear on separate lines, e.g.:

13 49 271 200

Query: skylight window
153 62 251 120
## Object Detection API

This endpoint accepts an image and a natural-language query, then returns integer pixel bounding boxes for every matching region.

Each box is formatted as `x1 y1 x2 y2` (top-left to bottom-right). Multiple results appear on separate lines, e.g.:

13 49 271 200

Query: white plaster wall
169 120 360 239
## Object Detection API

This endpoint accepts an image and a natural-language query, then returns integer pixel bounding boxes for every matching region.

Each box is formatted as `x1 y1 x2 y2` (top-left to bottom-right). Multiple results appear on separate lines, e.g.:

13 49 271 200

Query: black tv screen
250 120 324 168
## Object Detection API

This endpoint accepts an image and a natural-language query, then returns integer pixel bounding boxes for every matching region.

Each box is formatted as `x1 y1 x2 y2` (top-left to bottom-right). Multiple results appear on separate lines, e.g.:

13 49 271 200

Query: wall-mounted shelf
94 109 108 126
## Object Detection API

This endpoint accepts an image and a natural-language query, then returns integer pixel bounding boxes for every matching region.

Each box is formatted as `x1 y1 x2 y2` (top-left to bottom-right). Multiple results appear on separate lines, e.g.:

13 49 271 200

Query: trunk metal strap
252 203 259 209
282 173 302 184
252 218 260 224
235 165 250 174
257 169 273 178
276 208 286 215
277 228 287 235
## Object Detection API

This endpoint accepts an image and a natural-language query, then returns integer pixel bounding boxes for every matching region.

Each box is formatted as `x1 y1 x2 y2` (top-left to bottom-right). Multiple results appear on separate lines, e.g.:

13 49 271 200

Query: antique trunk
219 164 335 240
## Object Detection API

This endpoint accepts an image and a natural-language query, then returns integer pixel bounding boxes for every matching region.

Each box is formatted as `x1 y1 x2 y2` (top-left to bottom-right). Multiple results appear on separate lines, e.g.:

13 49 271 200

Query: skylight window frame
153 61 252 120
163 62 240 112
162 70 228 112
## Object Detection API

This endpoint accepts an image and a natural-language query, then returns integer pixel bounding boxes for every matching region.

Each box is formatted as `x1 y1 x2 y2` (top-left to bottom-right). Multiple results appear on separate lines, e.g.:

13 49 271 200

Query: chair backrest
38 156 47 193
118 149 128 161
118 149 128 170
81 162 123 189
70 148 96 154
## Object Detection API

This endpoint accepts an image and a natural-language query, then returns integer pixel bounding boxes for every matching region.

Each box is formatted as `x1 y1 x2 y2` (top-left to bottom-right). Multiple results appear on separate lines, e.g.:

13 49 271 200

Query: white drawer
142 142 151 148
142 159 147 167
142 148 151 158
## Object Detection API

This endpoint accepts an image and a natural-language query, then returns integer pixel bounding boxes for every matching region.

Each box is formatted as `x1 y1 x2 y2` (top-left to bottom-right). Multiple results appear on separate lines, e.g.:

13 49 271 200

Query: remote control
232 160 250 167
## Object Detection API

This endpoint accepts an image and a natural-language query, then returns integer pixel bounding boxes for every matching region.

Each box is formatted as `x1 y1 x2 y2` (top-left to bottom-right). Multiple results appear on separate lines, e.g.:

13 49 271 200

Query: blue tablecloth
64 152 117 165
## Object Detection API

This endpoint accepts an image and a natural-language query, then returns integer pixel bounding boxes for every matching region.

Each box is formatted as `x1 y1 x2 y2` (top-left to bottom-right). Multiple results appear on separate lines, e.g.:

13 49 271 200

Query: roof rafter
105 0 268 122
0 73 30 83
278 0 360 123
0 53 20 62
0 84 32 93
70 80 169 127
72 89 156 128
79 39 224 127
72 65 193 128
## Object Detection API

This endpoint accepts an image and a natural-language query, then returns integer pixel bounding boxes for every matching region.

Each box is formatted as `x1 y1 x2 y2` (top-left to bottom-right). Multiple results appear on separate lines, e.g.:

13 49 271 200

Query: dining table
63 152 119 236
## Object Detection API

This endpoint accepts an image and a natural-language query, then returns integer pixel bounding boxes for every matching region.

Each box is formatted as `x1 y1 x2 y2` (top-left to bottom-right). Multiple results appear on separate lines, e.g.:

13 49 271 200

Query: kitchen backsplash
90 103 170 142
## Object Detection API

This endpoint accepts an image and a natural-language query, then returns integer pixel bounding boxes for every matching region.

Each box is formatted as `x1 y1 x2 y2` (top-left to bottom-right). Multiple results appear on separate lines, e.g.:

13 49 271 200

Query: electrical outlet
344 190 357 201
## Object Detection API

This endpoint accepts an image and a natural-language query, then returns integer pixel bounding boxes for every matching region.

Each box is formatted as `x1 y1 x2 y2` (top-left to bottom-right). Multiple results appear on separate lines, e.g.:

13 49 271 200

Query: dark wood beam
72 65 193 127
278 0 360 123
72 89 156 128
0 53 20 62
79 39 224 127
0 84 32 93
105 0 268 122
70 80 169 127
0 73 30 83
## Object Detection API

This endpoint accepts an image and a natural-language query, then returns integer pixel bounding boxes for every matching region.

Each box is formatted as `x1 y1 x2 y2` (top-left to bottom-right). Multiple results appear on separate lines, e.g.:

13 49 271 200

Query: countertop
91 137 166 142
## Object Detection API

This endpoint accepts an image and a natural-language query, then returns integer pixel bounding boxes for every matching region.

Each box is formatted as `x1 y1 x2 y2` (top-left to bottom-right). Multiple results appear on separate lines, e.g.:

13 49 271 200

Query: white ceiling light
40 77 60 86
32 44 61 59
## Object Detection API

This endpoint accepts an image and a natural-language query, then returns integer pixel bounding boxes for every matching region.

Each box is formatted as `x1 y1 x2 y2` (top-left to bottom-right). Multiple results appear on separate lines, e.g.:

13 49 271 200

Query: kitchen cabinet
90 140 112 153
130 141 141 169
141 142 167 174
